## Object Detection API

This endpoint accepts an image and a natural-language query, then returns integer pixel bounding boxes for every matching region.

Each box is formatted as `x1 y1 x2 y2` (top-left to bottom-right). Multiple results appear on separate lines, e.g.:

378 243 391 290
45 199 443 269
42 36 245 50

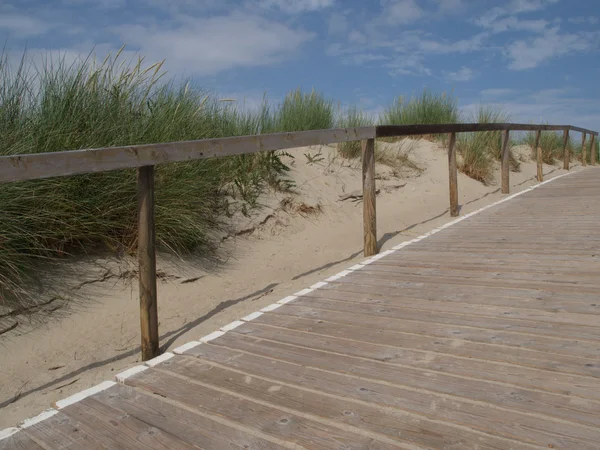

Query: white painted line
19 409 58 428
55 380 117 409
200 330 225 342
145 352 175 367
0 428 18 441
173 341 201 354
310 281 328 289
293 288 314 296
347 264 363 271
277 295 297 304
220 320 244 332
260 303 282 313
325 270 352 282
241 311 264 321
115 365 148 384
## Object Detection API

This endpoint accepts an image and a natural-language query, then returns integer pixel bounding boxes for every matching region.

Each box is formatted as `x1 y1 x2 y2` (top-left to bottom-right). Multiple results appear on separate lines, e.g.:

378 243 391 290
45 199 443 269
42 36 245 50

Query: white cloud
486 17 548 33
256 0 335 14
430 0 465 13
115 14 314 76
417 33 488 53
464 86 598 131
480 88 517 98
507 27 597 70
476 0 557 33
328 14 348 35
507 0 559 14
445 67 474 82
380 0 423 24
387 54 431 76
0 13 53 38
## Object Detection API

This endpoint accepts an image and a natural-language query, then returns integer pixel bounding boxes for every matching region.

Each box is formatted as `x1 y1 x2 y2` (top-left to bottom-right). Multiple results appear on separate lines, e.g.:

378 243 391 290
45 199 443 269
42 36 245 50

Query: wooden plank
355 263 600 287
265 303 600 360
336 269 600 295
501 129 510 194
582 132 588 166
535 130 543 181
277 296 600 345
447 132 459 216
292 290 600 339
317 277 600 315
0 127 376 183
0 431 45 450
162 355 539 449
138 165 159 361
591 134 597 165
92 383 283 449
305 285 600 327
250 313 596 377
20 410 120 449
203 333 600 428
187 343 600 449
231 322 600 399
375 123 570 138
563 128 570 170
60 397 196 449
123 368 402 450
322 277 600 314
362 138 377 256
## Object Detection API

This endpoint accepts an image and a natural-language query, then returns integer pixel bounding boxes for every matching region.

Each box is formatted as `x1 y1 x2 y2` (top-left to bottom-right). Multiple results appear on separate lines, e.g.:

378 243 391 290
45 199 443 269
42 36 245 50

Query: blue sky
1 0 599 129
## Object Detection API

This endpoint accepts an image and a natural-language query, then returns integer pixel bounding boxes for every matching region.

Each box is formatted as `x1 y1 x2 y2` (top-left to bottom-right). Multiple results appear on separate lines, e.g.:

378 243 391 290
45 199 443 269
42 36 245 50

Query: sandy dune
0 139 580 427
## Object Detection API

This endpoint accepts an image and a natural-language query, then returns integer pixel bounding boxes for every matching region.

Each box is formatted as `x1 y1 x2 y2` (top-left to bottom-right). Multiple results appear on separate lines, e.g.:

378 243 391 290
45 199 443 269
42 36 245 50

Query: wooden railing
0 123 597 359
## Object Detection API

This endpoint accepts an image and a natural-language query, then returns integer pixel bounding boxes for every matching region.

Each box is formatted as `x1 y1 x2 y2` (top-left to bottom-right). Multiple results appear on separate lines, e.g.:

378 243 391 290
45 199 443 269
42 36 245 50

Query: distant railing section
0 123 597 360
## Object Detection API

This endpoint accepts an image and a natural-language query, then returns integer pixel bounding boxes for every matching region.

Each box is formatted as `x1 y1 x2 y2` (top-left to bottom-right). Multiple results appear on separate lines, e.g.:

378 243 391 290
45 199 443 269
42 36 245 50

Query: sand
0 139 581 428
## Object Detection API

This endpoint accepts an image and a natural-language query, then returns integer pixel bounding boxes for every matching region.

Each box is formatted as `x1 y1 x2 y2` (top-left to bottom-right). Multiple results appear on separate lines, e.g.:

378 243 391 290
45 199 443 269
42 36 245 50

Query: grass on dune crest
0 49 336 312
456 105 519 185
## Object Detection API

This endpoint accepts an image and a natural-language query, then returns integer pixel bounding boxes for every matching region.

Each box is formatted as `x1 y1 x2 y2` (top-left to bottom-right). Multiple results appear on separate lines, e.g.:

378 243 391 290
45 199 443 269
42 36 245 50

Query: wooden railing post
447 132 459 217
582 133 587 166
591 134 597 166
534 130 543 182
501 130 510 194
362 138 377 257
137 165 159 361
563 128 570 170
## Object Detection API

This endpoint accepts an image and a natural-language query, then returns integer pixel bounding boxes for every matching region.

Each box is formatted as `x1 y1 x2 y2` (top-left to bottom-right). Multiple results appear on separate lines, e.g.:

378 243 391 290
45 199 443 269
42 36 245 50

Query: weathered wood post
563 128 570 170
501 129 510 194
534 130 543 182
591 134 597 166
362 138 377 257
581 133 587 166
447 132 459 217
138 165 159 361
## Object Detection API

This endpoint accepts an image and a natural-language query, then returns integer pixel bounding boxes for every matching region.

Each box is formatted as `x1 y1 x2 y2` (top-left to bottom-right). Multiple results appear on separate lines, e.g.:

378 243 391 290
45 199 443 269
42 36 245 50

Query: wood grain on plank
186 343 600 449
0 432 45 450
265 303 600 360
123 368 403 450
159 357 535 450
92 383 283 450
0 127 376 183
230 321 600 398
60 396 196 449
202 332 600 428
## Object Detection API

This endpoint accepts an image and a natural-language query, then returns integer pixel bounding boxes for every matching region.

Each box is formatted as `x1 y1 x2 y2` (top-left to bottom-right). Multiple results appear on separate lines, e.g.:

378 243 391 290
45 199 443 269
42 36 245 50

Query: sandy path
0 140 580 427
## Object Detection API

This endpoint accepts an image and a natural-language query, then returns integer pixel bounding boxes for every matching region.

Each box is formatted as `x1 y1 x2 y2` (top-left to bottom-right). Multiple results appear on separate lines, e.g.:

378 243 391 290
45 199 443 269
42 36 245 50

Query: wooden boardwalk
3 169 600 449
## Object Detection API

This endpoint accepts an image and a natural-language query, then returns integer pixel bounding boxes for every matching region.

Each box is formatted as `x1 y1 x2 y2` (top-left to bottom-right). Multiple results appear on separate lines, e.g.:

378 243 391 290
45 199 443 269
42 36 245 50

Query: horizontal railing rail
1 122 597 360
0 124 597 184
